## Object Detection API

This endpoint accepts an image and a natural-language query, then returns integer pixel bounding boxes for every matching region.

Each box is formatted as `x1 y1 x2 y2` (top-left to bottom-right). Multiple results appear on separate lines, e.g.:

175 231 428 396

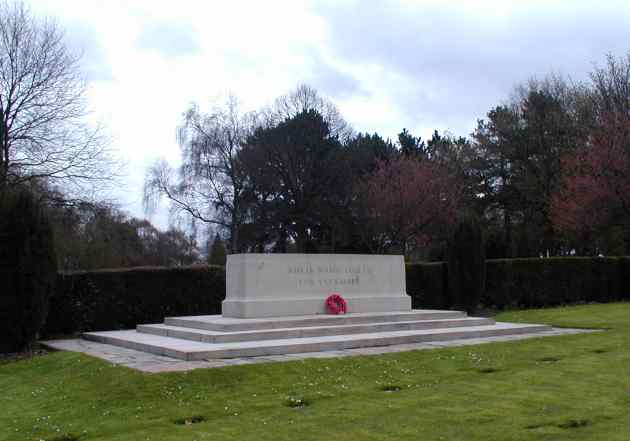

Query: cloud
54 21 113 82
309 0 630 136
136 21 200 58
24 0 630 227
303 48 366 100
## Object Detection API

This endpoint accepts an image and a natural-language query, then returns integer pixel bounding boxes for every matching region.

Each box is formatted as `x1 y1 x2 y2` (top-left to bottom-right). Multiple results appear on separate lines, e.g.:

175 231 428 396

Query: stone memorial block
222 253 412 318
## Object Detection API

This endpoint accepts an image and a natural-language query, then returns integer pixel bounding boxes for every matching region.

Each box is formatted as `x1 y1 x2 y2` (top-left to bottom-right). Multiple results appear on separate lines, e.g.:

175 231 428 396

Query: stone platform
83 309 553 361
45 327 593 372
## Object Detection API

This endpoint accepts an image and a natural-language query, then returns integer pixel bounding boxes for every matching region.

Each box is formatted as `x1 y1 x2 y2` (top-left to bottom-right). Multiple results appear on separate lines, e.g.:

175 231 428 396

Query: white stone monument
222 253 412 318
83 252 552 360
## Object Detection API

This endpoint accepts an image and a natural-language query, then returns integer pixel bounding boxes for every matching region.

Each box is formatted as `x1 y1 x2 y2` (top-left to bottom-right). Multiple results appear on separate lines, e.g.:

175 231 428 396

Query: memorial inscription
288 262 374 289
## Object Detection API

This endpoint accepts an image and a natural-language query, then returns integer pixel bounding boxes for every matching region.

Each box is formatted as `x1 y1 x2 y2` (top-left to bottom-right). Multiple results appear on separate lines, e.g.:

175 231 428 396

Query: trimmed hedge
43 257 630 336
483 257 630 309
405 262 448 309
408 257 630 310
43 265 225 336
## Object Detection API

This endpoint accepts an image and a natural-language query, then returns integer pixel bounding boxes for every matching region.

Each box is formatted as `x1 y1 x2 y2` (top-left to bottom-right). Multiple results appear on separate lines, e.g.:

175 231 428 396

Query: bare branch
0 1 116 200
144 97 254 251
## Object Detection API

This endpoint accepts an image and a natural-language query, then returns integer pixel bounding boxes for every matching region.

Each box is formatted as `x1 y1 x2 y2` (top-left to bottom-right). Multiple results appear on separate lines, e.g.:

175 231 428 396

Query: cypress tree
446 216 486 313
0 190 57 353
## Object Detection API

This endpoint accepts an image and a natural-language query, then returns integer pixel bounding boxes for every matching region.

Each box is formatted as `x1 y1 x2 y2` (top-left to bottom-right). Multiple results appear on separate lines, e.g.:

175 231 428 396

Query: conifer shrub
0 190 57 352
446 216 486 313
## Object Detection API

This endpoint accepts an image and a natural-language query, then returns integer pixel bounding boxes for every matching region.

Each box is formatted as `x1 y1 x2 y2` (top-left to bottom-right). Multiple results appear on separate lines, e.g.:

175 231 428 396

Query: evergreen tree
0 190 57 353
398 128 426 158
208 233 227 265
240 109 347 252
446 216 486 313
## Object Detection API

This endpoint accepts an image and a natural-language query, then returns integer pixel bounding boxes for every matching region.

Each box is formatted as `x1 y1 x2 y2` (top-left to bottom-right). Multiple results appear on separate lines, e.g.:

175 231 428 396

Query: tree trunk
504 210 513 258
0 107 7 191
229 220 239 254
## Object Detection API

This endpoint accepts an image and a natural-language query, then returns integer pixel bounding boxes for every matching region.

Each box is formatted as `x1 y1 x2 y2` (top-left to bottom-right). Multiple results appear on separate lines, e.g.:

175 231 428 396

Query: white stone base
83 314 553 360
221 295 412 318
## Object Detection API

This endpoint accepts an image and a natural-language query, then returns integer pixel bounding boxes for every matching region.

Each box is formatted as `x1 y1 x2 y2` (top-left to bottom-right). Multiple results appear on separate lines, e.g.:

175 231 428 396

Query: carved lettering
287 261 375 289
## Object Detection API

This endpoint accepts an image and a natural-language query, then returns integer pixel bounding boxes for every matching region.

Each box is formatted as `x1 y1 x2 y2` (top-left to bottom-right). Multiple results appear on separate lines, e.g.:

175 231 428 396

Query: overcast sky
27 0 630 229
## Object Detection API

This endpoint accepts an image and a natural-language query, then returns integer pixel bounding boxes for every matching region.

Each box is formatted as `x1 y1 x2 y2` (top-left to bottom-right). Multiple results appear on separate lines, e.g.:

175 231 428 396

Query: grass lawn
2 303 630 441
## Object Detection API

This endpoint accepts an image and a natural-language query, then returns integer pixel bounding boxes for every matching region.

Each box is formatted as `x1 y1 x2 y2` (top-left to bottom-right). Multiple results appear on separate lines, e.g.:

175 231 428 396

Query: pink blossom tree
357 156 460 254
551 114 630 241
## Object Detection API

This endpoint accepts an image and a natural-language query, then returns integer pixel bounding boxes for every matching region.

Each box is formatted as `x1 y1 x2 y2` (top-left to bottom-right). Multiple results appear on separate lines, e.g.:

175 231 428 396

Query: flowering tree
357 156 460 254
551 114 630 239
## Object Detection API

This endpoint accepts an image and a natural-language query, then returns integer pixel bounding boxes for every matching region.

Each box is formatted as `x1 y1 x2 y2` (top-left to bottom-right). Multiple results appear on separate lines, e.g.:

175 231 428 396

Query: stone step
83 322 551 360
137 317 495 343
164 310 467 332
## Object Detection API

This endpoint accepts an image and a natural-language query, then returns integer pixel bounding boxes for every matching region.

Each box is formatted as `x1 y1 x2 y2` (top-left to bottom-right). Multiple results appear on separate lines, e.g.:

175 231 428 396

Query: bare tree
0 1 113 198
590 53 630 120
144 96 254 252
263 84 353 142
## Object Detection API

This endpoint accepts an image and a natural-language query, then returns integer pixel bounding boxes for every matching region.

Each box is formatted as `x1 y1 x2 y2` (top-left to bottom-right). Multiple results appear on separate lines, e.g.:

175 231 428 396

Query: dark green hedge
43 265 225 336
405 262 448 309
483 257 630 309
44 257 630 336
407 256 630 310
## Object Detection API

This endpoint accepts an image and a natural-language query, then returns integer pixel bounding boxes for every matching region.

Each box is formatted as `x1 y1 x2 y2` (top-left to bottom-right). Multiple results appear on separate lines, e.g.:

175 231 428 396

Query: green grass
2 302 630 441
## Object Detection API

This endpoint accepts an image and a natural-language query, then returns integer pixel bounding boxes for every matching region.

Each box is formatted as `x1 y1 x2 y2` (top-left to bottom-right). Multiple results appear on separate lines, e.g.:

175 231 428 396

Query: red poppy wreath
325 293 347 315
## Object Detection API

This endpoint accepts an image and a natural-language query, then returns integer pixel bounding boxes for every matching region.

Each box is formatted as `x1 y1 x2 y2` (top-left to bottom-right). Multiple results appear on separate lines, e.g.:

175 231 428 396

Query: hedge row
43 257 630 336
43 265 225 336
406 256 630 310
483 257 630 309
405 262 449 309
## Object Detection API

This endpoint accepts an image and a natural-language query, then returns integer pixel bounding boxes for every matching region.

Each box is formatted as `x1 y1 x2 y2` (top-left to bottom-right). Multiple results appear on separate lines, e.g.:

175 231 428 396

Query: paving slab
42 327 595 373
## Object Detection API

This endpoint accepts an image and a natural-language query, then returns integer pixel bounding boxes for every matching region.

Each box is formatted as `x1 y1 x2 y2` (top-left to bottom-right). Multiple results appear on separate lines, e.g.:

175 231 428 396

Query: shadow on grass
173 415 207 425
526 418 592 430
557 418 592 429
379 384 402 392
284 395 310 408
536 356 560 362
50 434 81 441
